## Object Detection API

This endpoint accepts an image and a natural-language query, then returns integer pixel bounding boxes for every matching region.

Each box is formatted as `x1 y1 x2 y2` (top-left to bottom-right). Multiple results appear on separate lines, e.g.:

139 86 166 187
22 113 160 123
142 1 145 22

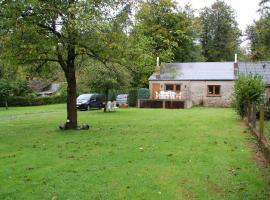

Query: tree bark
62 1 78 129
104 89 109 112
63 39 77 129
64 67 77 129
4 96 8 110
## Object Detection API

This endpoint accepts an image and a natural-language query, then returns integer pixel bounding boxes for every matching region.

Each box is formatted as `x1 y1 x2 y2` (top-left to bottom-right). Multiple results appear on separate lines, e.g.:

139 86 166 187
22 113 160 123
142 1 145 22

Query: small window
165 84 174 91
176 84 181 92
208 85 221 96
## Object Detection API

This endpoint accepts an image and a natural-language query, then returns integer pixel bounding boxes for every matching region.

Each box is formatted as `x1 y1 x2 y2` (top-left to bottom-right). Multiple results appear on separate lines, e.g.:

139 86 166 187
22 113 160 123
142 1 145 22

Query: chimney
234 54 238 76
155 57 161 79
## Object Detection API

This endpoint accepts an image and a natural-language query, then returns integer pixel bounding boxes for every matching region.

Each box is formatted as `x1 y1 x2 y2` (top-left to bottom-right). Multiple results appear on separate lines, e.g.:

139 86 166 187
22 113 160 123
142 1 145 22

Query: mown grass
0 104 269 200
263 120 270 142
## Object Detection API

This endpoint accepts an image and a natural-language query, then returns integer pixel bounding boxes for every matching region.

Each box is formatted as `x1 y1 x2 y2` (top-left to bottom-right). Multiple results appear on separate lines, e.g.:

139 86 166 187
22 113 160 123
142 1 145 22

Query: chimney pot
155 57 160 79
234 54 238 76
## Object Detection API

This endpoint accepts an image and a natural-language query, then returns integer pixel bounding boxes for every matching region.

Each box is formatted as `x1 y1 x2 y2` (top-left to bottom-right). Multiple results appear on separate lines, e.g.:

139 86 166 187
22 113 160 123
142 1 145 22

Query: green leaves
0 79 12 98
125 0 203 87
234 74 265 117
247 1 270 61
79 59 130 99
133 0 200 63
199 0 241 61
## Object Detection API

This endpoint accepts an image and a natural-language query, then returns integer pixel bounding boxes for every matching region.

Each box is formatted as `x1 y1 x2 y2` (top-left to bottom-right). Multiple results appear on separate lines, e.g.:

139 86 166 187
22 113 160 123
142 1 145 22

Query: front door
152 83 161 99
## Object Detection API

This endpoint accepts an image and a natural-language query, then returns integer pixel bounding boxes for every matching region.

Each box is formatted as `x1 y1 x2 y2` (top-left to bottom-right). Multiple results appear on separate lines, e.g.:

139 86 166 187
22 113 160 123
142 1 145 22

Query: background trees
4 0 270 126
126 0 203 88
133 0 202 62
199 0 241 61
246 0 270 61
0 79 13 109
79 60 130 112
0 0 133 128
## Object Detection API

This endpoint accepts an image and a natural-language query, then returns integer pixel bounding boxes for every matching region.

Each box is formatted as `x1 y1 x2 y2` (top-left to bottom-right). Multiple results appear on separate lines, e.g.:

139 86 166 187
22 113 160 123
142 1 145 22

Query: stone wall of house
149 80 234 107
190 81 234 107
265 87 270 99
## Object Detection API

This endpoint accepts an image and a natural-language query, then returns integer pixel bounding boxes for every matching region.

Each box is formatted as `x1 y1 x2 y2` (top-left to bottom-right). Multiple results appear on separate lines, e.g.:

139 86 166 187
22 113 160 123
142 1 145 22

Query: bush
13 80 32 96
233 74 265 118
138 88 150 100
0 95 66 107
128 89 138 107
107 90 117 101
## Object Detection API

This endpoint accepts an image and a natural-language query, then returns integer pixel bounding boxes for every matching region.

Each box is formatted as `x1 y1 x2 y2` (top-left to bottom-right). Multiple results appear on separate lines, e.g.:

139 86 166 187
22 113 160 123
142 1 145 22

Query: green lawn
0 105 269 200
263 120 270 142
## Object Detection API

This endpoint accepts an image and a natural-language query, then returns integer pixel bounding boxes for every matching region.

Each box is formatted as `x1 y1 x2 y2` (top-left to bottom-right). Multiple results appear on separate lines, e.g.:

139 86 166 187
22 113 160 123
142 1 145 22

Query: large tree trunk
104 89 109 112
63 41 77 129
65 68 77 129
61 0 78 129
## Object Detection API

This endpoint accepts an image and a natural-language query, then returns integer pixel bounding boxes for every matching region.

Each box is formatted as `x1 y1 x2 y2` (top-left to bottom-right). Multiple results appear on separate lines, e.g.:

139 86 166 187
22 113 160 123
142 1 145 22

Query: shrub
107 90 117 101
0 95 66 107
128 89 138 107
13 80 32 96
233 74 265 118
0 79 13 109
138 88 150 99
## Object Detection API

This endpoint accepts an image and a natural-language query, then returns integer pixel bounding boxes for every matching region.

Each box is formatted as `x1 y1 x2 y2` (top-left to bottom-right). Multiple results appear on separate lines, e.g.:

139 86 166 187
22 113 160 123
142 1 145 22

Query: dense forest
0 0 269 128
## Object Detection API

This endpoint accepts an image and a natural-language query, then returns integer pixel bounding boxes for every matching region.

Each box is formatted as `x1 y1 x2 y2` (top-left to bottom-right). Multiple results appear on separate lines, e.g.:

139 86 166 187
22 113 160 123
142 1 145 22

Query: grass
263 120 270 141
0 104 269 200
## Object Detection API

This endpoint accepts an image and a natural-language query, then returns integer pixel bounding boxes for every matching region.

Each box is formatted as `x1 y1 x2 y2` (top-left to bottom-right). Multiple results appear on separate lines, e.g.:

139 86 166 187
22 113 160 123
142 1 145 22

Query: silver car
116 94 128 106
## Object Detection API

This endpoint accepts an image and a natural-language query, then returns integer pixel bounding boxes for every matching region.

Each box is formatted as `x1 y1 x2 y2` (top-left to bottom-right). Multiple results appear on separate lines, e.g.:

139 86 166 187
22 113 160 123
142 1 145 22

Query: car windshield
77 94 92 101
117 94 127 99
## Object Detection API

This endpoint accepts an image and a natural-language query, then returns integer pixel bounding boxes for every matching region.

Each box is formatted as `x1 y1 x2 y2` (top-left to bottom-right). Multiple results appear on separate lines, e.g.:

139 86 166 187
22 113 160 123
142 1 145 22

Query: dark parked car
116 94 128 106
76 93 104 110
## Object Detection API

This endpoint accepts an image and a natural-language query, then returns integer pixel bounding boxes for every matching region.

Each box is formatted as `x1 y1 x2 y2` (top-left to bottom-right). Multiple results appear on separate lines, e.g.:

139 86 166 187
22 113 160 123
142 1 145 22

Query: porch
138 99 192 109
153 90 182 100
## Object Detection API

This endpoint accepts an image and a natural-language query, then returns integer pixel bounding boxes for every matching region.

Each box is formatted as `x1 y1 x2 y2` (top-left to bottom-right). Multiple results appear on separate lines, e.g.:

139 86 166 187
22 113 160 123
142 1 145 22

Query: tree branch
18 58 60 64
56 46 67 71
37 23 62 39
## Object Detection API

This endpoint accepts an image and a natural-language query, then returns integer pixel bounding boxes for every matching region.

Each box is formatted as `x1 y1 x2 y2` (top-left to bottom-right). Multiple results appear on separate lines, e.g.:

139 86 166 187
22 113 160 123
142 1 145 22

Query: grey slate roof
149 62 235 81
238 62 270 86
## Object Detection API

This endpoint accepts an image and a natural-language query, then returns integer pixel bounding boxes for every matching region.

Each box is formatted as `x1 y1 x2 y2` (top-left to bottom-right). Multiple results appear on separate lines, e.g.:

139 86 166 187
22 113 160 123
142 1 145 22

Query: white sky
176 0 261 31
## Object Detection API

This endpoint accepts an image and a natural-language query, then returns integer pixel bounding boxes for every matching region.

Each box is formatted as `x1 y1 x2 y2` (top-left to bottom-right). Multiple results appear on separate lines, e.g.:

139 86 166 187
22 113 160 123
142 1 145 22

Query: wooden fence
245 103 270 161
138 99 185 109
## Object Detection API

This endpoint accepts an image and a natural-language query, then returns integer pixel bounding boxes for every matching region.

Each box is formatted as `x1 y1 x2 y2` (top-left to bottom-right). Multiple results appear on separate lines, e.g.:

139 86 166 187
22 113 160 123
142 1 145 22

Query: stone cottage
148 62 236 107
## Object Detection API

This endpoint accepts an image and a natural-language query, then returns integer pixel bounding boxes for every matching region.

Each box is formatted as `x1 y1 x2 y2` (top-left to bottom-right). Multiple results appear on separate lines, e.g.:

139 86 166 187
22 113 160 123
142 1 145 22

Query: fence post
259 104 264 139
251 102 256 128
247 102 251 123
162 100 165 109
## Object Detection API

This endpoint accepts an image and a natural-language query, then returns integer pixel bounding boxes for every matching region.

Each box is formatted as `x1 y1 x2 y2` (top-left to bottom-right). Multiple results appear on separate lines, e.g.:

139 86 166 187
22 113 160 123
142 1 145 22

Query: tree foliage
247 0 270 61
0 0 248 118
199 0 241 61
0 0 133 128
81 60 130 112
0 79 13 109
259 0 270 15
233 74 265 118
246 18 270 61
126 0 203 87
134 0 202 62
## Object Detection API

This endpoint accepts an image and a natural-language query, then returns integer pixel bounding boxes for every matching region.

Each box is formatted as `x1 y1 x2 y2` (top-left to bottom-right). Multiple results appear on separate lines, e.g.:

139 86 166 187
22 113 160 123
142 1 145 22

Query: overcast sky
176 0 261 31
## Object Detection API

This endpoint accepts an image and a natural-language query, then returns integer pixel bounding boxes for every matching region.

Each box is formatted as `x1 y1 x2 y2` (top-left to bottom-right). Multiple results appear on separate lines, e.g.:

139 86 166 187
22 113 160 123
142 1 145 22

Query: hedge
128 89 138 107
0 95 66 107
138 88 150 100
